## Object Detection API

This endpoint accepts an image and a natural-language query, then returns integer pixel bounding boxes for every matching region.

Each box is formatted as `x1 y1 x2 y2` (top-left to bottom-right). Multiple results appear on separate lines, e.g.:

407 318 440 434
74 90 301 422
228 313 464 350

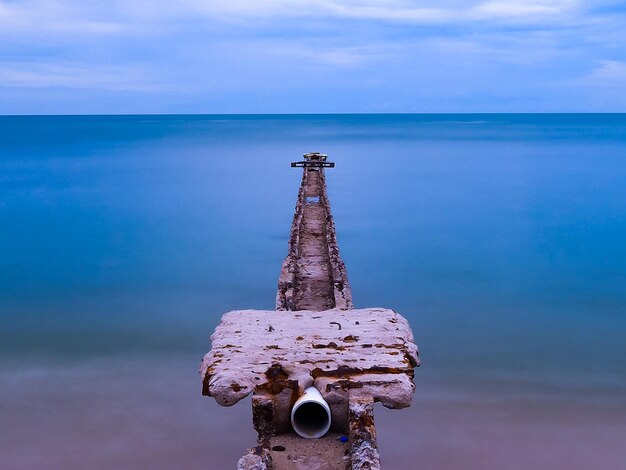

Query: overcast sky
1 0 625 114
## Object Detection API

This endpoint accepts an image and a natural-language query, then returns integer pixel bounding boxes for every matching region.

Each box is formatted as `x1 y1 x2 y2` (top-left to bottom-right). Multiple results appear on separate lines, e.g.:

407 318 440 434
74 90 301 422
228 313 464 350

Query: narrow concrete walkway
276 160 352 312
293 170 335 310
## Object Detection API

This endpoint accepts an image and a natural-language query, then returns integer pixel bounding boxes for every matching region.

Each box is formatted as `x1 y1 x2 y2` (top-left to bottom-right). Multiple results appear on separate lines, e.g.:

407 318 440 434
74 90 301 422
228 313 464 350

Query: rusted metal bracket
291 152 335 168
291 161 335 168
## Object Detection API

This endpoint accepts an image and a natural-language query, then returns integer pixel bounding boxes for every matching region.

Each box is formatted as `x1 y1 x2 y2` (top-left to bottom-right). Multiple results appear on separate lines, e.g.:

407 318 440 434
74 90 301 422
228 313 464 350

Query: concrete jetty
200 153 419 469
277 153 352 312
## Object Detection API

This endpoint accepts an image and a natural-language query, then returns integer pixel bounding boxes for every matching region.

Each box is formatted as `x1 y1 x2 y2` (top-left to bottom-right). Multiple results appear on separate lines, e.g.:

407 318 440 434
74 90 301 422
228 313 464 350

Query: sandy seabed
1 355 624 470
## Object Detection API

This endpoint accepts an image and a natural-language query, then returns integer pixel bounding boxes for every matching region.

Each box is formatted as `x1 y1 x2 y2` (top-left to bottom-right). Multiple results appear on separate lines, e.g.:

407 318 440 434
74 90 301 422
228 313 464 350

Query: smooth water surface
1 114 625 469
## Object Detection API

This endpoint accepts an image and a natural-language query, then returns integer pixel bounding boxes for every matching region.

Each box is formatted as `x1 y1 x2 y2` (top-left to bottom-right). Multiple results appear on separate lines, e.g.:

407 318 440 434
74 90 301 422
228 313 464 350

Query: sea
1 114 625 469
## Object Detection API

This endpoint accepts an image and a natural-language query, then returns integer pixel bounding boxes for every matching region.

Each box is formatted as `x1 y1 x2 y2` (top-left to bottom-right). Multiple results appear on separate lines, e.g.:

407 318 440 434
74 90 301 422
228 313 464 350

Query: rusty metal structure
200 153 419 469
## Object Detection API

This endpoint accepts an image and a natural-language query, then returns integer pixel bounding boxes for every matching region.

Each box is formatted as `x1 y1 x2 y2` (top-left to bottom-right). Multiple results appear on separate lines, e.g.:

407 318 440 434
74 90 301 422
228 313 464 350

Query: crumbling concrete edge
319 168 353 310
276 169 306 310
237 447 272 470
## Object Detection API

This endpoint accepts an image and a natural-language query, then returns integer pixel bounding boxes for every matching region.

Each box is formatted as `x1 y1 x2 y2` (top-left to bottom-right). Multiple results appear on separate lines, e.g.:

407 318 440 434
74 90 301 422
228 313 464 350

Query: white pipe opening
290 387 332 439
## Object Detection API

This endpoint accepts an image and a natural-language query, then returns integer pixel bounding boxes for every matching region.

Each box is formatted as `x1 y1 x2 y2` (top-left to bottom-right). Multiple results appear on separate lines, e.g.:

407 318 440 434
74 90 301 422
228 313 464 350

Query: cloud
263 43 391 68
179 0 582 24
0 0 587 34
166 0 456 23
303 47 374 67
0 1 124 34
472 0 578 19
586 60 626 82
1 0 626 112
310 1 455 23
559 59 626 110
0 62 162 92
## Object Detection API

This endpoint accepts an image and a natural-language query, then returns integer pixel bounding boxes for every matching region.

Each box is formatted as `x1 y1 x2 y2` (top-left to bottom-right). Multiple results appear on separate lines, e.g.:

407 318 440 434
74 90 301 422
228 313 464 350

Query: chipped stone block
237 447 272 470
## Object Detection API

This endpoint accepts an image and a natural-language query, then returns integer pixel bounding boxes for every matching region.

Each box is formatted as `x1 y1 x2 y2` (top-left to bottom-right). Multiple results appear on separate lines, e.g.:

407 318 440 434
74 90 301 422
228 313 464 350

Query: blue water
1 114 626 469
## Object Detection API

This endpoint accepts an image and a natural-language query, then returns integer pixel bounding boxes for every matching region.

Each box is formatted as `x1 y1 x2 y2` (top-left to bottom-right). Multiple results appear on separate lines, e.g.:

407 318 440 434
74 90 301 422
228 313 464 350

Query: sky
1 0 626 114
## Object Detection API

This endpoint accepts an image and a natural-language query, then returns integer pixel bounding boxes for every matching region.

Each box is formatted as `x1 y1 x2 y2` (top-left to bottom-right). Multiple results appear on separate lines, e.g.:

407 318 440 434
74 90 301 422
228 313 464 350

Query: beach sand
1 355 624 470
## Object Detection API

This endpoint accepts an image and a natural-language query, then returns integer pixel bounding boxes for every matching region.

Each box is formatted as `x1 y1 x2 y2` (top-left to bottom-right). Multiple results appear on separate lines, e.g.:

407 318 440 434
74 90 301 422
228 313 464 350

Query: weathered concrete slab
201 308 418 412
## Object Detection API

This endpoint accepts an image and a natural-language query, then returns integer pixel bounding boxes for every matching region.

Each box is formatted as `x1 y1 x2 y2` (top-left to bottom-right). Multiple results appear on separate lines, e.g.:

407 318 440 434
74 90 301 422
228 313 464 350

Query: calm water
1 114 625 469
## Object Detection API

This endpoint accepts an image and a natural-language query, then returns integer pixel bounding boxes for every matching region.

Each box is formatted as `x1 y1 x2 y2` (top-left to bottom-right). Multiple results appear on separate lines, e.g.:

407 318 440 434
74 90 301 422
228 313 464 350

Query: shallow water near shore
1 114 626 468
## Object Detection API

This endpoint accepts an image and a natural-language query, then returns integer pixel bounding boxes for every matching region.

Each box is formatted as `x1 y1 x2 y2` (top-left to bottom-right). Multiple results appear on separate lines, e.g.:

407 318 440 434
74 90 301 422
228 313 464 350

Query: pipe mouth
291 388 331 439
